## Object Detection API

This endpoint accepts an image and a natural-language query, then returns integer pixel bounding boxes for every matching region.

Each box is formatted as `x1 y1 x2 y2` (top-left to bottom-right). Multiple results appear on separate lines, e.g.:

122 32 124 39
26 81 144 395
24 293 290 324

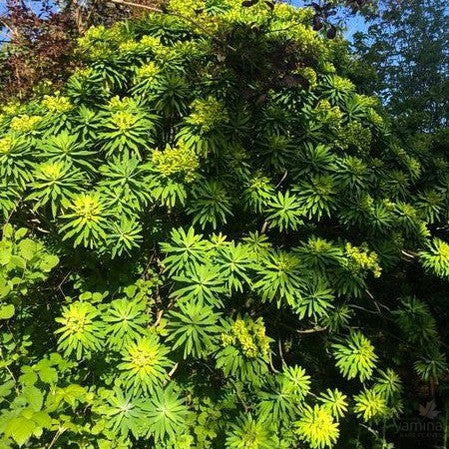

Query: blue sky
344 14 369 39
289 0 369 39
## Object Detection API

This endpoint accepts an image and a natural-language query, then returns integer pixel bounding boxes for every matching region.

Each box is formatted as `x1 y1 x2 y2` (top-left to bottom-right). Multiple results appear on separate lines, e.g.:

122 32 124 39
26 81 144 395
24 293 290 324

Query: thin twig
278 339 287 367
0 347 19 394
168 362 179 377
229 378 250 412
153 309 164 327
275 170 288 188
261 171 289 233
297 326 326 334
269 354 280 373
47 426 66 449
401 249 418 259
349 303 379 314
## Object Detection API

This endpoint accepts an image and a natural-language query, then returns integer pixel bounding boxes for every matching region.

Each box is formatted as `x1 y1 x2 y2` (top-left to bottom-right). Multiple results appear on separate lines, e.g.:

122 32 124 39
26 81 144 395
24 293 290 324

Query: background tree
0 0 167 100
352 0 449 133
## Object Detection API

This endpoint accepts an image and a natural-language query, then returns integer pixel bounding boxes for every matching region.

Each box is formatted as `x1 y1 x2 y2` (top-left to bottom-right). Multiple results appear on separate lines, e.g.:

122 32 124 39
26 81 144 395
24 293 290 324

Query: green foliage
166 301 221 358
118 335 172 394
0 1 448 448
143 385 189 442
55 301 103 359
296 405 339 449
353 389 388 422
352 0 449 133
226 415 275 449
332 331 377 382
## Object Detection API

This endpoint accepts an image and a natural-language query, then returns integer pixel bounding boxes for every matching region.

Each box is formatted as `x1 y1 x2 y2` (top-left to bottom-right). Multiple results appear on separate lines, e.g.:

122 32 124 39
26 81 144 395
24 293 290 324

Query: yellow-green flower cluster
119 35 164 56
140 35 163 50
78 23 130 58
221 317 271 360
10 115 41 134
0 135 14 154
167 0 328 66
354 94 378 108
356 194 374 213
2 102 21 116
290 22 324 54
337 121 372 151
329 75 355 95
314 100 343 130
58 302 96 336
118 40 140 54
78 24 108 45
172 39 205 58
308 237 335 255
71 193 104 224
168 0 207 16
420 238 449 278
173 434 195 449
110 111 138 133
106 96 140 113
73 67 93 79
135 62 160 82
187 96 229 133
345 243 382 278
55 301 102 358
405 156 422 180
321 62 337 74
152 142 199 182
37 161 66 181
42 95 73 114
274 1 312 22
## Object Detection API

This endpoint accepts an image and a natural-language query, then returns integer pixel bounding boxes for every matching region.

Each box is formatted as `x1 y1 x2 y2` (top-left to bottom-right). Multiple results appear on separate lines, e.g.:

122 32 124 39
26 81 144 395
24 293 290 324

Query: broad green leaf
23 385 44 412
0 304 14 319
4 416 36 446
37 364 58 384
0 379 15 399
39 255 59 272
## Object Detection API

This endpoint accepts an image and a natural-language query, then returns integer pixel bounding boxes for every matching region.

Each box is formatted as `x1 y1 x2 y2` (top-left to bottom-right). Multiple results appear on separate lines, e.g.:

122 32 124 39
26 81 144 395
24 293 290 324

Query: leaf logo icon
419 399 440 419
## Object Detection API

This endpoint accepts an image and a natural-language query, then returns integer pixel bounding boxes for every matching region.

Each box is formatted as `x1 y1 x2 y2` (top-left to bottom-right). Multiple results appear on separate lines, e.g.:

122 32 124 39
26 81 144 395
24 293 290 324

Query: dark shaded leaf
242 0 259 7
281 74 310 89
313 16 324 31
327 24 337 39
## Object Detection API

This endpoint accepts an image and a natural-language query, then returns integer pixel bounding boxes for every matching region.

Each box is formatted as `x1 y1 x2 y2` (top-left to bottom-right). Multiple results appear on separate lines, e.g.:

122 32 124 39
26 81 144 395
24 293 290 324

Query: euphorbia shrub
0 1 448 448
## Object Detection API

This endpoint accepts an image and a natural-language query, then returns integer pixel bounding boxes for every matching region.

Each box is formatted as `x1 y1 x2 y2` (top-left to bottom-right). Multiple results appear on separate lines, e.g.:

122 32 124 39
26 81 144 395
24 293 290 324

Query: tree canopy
353 0 449 133
0 1 448 448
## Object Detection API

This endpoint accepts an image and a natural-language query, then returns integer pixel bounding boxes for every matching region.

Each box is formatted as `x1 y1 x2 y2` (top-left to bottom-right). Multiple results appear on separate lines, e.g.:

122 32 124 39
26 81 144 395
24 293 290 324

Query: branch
401 249 418 259
349 303 379 314
47 427 66 449
278 321 327 334
275 170 288 188
109 0 163 14
168 362 179 377
278 339 287 367
269 353 280 373
297 326 327 334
